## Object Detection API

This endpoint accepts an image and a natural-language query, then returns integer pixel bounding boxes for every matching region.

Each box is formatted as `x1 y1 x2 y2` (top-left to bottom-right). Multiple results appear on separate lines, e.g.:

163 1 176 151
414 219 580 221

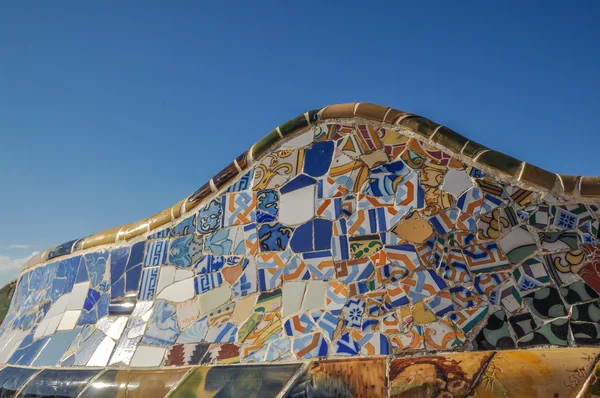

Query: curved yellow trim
23 102 599 270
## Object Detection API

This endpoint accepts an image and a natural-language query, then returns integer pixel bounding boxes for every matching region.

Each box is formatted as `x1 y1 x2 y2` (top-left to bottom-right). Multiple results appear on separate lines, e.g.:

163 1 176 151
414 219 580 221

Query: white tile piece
46 294 71 318
442 169 473 197
97 317 128 340
177 299 200 329
279 185 315 225
86 335 115 366
132 301 153 317
43 314 63 337
156 266 176 294
198 285 232 315
127 322 146 339
156 277 195 302
67 282 90 311
34 319 49 340
282 281 306 317
129 345 166 367
57 310 81 331
498 226 537 254
302 281 326 312
174 269 195 282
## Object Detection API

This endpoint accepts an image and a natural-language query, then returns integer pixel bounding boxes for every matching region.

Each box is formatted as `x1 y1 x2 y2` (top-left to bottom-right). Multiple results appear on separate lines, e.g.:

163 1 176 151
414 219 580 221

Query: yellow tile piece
393 212 434 244
473 348 600 397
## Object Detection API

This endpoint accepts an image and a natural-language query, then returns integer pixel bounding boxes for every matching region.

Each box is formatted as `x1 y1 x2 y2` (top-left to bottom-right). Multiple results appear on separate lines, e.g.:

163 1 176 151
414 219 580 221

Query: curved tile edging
23 102 600 271
0 348 598 397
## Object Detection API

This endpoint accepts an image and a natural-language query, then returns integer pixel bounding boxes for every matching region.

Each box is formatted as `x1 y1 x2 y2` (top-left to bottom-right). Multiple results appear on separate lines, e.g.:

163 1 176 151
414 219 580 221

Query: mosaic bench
1 103 600 397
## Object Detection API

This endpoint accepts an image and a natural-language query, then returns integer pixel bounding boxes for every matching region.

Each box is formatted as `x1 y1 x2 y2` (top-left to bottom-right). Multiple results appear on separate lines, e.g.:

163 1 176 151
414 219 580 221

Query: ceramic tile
8 120 600 371
171 364 300 397
80 368 189 398
473 348 599 397
389 352 491 397
0 366 39 397
18 368 100 398
473 310 515 350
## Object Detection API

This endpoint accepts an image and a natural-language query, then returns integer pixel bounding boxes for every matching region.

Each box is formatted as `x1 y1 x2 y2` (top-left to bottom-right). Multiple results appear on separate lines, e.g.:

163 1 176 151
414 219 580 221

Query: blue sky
0 1 599 286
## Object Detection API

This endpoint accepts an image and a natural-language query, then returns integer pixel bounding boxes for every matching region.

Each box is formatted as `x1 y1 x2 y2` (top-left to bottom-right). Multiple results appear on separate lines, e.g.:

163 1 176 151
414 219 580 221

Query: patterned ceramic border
0 348 598 397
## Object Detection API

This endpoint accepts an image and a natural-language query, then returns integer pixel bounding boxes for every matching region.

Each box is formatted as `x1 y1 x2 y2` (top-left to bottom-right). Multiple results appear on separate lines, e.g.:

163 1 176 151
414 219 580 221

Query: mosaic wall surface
3 120 600 369
2 103 600 396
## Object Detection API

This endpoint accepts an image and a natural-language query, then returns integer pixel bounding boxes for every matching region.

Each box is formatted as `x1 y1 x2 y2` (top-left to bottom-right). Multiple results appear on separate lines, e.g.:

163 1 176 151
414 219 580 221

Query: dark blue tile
125 263 142 293
280 174 317 194
84 289 101 311
303 141 334 177
110 246 130 285
290 221 314 253
314 219 333 250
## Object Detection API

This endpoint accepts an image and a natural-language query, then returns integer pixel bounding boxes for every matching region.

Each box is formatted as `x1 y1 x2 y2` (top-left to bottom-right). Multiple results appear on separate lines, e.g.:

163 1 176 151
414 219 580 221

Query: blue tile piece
290 222 313 253
75 257 89 284
372 160 408 174
142 300 180 346
168 234 203 268
18 368 100 398
258 222 294 251
31 328 81 366
82 251 108 288
194 254 226 274
280 174 317 194
7 330 35 364
138 266 159 300
148 228 170 239
110 246 130 298
57 256 80 294
110 246 130 285
84 289 101 311
303 141 334 177
125 241 144 293
0 366 39 396
194 273 223 294
314 219 333 250
257 190 279 223
197 198 222 234
143 239 168 267
171 215 196 236
17 337 50 366
227 169 254 192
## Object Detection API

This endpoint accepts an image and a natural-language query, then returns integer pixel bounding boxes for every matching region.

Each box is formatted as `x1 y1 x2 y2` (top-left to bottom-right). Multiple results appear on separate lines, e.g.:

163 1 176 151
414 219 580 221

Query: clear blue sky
1 1 599 285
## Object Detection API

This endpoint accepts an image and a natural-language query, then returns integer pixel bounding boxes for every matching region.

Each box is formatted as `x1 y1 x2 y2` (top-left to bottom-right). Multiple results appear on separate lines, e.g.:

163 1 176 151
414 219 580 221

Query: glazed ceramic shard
3 103 600 397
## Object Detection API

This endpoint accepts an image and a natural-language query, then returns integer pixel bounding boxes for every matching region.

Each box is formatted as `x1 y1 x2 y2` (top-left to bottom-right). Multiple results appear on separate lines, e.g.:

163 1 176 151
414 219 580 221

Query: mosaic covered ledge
1 103 600 397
